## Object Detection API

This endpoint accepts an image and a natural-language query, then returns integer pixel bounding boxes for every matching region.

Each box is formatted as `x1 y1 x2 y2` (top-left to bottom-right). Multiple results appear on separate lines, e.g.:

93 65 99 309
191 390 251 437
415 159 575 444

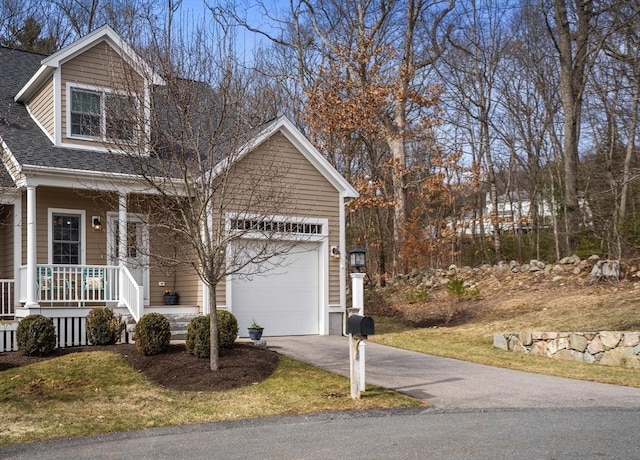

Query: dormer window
68 84 135 142
71 89 101 137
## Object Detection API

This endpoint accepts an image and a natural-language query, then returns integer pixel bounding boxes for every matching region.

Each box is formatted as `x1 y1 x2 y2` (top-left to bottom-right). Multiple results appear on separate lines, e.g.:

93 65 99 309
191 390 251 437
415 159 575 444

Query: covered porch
0 184 202 323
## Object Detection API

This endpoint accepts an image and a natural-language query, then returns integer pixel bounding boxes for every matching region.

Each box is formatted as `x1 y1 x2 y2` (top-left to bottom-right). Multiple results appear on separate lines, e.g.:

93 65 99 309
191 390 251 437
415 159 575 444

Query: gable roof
14 25 164 103
234 116 358 198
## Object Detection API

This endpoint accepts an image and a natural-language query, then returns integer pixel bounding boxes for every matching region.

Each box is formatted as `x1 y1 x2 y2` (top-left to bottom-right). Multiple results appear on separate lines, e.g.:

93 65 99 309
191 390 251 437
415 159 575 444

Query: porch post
25 185 38 307
118 192 127 307
13 195 22 309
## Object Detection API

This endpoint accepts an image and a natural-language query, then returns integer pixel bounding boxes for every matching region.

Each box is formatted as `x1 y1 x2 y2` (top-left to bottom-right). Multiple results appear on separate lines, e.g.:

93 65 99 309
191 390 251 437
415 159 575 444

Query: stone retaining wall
493 331 640 369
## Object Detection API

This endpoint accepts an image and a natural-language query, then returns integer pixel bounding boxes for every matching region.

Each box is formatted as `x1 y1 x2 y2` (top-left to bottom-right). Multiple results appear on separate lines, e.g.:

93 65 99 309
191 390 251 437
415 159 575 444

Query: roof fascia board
20 164 189 195
0 138 25 186
14 64 53 103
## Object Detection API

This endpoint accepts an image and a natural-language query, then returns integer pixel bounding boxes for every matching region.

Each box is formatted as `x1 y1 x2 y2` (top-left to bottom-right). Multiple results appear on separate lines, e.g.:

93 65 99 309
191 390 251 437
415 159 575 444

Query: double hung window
70 87 134 141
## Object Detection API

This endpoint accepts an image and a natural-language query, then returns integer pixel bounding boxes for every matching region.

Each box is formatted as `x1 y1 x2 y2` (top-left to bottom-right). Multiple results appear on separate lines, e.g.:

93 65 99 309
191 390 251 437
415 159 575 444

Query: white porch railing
0 279 14 317
120 265 143 322
19 264 120 307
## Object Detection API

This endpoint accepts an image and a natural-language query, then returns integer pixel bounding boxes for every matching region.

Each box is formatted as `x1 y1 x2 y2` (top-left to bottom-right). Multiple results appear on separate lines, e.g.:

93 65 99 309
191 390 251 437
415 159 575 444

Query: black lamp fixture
349 246 366 272
92 216 102 231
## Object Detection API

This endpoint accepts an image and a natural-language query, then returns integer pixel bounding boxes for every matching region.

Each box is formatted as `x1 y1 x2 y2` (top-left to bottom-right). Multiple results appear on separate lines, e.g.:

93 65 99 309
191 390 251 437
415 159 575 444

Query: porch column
25 185 38 307
13 195 22 309
117 192 127 307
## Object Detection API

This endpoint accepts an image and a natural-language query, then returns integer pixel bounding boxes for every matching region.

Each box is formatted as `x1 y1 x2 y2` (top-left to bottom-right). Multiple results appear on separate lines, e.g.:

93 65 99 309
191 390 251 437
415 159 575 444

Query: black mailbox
348 315 375 337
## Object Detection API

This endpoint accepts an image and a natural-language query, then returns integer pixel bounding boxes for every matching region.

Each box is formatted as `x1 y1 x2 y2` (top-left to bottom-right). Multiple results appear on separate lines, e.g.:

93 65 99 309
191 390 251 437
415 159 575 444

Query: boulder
508 336 527 353
530 341 547 356
599 347 640 369
493 333 508 351
520 331 533 346
554 349 585 363
587 336 605 354
621 332 640 347
599 331 623 349
583 352 597 363
569 333 589 352
547 338 567 355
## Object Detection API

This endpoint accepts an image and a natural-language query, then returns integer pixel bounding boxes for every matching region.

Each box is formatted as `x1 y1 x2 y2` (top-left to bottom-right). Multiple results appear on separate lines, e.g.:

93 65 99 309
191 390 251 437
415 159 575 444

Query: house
448 192 553 236
448 190 594 237
0 25 357 342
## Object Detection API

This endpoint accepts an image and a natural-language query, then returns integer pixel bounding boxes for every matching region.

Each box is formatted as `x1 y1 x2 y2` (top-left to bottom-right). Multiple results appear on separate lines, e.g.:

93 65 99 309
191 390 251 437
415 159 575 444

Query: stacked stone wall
494 331 640 369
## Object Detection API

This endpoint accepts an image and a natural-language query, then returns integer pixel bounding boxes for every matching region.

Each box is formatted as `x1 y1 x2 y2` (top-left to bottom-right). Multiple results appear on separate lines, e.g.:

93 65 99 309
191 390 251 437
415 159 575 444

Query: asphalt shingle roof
0 46 158 178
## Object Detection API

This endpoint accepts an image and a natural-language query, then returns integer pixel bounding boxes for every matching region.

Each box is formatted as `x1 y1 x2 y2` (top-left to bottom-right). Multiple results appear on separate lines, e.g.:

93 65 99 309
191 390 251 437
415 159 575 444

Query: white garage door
231 242 320 337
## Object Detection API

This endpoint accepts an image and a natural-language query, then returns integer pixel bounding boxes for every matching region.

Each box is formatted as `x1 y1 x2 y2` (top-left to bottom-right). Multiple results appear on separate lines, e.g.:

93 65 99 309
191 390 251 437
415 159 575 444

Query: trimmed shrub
185 311 238 358
86 307 125 345
217 310 238 349
16 314 56 356
185 315 210 358
134 313 171 356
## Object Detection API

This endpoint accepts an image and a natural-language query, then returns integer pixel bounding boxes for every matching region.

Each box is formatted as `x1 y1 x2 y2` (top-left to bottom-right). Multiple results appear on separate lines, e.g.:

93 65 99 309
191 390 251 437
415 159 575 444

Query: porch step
122 313 199 340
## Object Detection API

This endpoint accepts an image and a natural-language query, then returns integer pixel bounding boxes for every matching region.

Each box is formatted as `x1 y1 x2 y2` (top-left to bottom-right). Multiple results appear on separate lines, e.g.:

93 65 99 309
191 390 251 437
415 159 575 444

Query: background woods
2 0 640 281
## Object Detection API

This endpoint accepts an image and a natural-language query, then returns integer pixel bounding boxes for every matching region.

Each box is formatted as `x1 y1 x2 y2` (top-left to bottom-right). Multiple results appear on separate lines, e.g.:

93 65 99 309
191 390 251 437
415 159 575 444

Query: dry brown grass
368 264 640 387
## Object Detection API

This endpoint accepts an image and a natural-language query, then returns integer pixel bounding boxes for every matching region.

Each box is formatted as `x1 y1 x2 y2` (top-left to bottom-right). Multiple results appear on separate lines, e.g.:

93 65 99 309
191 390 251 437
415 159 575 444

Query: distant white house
448 191 592 236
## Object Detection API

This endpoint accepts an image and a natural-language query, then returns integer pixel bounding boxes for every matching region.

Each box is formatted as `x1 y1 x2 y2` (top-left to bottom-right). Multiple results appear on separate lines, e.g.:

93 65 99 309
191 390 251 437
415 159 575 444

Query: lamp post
349 246 366 315
348 246 366 398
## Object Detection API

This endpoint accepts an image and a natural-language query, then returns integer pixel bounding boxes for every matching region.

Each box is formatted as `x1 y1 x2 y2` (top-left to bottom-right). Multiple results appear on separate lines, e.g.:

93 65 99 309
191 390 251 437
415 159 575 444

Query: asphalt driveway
266 335 640 410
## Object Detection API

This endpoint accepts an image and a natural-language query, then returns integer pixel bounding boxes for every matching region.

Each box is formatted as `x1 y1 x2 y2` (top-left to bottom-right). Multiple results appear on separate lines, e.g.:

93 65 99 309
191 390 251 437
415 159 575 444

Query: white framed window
67 83 136 142
48 209 86 265
228 214 328 242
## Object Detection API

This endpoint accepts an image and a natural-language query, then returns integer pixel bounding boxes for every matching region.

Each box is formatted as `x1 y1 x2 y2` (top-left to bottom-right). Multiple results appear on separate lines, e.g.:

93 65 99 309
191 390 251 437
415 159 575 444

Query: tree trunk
388 135 406 276
619 79 639 227
552 0 592 254
209 283 219 371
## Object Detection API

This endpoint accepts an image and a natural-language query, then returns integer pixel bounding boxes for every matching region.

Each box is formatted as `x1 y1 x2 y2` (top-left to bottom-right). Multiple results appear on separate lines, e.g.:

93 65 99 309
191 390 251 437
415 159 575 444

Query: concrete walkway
266 335 640 410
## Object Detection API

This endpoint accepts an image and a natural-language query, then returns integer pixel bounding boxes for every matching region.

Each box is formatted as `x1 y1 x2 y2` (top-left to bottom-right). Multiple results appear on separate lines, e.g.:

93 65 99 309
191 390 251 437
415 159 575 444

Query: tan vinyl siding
221 132 342 306
26 76 54 136
60 41 143 149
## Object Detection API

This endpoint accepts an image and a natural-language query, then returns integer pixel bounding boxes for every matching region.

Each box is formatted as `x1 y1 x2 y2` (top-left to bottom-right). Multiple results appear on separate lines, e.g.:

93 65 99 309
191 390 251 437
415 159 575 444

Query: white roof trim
15 25 164 103
217 116 358 198
14 64 50 102
0 138 25 186
19 164 188 194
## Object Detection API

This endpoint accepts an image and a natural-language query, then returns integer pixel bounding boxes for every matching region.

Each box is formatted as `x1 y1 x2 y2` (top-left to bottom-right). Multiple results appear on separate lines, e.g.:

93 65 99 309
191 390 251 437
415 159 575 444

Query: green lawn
0 351 420 447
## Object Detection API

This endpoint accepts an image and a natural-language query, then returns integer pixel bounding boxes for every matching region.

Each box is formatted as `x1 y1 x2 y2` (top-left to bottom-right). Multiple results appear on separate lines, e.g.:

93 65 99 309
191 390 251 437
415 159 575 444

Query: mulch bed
0 342 281 392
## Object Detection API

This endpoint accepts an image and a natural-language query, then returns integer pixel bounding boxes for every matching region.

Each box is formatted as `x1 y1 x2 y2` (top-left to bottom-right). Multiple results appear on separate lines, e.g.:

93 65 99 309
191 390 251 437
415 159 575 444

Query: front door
107 214 149 303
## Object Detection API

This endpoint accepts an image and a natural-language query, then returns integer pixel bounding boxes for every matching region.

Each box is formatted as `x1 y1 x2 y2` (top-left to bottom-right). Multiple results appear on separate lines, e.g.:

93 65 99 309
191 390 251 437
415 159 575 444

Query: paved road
2 408 639 459
266 335 640 410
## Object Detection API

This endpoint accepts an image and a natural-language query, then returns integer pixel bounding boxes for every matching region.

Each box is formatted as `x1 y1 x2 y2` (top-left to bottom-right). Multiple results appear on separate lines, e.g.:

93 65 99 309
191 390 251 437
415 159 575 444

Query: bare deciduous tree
105 18 305 370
